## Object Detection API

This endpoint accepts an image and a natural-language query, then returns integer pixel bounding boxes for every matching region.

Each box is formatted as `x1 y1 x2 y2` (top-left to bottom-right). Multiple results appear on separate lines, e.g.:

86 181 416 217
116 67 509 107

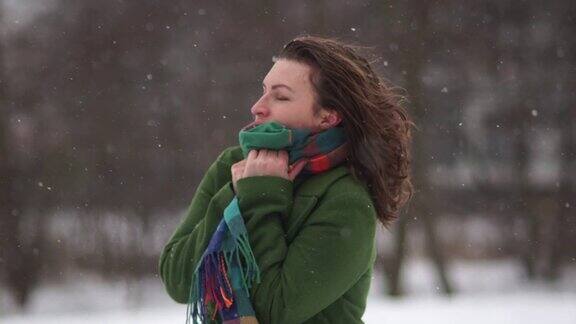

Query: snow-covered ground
1 258 575 324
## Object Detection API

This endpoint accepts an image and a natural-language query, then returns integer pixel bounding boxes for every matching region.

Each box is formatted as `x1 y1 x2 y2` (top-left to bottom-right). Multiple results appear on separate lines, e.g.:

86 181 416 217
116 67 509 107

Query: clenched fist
231 149 308 194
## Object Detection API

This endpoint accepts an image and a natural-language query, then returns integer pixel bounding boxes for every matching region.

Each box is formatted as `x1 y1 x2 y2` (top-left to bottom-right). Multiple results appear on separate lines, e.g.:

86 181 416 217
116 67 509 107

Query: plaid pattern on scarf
240 121 350 174
187 121 349 324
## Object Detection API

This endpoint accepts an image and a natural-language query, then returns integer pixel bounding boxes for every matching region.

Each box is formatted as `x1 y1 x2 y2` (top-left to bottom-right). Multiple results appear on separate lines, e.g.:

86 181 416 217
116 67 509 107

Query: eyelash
262 90 289 101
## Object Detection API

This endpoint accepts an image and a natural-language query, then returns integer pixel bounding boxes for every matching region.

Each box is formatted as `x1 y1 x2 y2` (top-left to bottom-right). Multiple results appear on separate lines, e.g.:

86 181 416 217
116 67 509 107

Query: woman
159 36 414 324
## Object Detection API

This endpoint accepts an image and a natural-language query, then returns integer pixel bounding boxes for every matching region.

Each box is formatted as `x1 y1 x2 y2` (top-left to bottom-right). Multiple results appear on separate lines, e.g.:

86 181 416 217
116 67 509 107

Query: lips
242 120 264 131
251 120 267 127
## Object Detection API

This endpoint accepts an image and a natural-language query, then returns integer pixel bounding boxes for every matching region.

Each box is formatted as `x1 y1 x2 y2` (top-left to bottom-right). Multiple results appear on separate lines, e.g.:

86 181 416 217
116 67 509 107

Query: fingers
233 158 247 166
248 149 286 159
245 149 293 179
278 150 288 163
231 159 246 174
247 149 258 162
260 149 271 158
251 149 277 159
232 158 248 175
288 158 309 180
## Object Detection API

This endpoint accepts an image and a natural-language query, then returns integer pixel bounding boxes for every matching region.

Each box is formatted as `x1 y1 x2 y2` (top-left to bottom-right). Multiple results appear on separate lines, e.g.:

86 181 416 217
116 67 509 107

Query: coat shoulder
298 166 375 223
215 145 243 166
317 170 377 226
328 171 371 198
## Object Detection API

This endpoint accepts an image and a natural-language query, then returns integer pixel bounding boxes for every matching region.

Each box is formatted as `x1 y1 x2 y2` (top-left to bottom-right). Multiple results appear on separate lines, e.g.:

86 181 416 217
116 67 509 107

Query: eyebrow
262 83 295 93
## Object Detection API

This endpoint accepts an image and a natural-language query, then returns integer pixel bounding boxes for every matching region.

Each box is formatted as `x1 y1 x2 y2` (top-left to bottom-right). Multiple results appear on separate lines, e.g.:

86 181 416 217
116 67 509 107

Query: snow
2 258 575 324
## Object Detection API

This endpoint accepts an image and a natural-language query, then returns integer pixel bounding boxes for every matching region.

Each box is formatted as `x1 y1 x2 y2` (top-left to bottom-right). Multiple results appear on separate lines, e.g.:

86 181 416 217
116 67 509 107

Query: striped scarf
187 121 349 324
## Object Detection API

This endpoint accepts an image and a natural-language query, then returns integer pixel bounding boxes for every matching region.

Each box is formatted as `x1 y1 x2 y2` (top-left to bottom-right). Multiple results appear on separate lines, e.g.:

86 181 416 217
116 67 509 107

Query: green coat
159 145 377 324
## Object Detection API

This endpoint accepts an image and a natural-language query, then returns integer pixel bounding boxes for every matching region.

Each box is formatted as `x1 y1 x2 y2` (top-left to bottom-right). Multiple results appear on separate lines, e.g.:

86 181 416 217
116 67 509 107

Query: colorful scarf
187 121 349 324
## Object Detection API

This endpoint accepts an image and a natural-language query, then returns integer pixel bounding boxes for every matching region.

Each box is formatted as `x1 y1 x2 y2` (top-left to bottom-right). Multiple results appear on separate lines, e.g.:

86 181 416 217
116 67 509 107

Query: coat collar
294 165 350 197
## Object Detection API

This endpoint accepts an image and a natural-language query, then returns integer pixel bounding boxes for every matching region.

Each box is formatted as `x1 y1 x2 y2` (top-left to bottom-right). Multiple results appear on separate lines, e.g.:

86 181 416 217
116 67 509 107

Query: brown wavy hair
277 35 414 229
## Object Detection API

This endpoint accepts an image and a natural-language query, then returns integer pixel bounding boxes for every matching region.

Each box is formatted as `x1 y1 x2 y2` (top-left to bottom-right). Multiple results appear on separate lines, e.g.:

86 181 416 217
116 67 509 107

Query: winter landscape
1 1 575 323
2 258 575 323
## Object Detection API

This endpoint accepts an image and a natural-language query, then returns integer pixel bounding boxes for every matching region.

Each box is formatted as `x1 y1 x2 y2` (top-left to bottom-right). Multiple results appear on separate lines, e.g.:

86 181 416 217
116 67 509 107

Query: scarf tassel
187 231 261 324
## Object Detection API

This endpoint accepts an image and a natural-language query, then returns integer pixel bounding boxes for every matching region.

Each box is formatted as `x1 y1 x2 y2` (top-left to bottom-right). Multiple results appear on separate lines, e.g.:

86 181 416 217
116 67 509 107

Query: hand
231 159 247 194
231 149 308 193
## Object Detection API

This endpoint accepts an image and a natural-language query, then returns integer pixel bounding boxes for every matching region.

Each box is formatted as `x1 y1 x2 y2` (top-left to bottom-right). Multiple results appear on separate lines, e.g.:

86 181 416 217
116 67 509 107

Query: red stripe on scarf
307 155 331 173
304 142 349 174
219 254 234 308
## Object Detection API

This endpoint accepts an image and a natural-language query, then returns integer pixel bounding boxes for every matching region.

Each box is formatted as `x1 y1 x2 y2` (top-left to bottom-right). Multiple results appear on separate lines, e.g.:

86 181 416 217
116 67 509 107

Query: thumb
288 158 309 181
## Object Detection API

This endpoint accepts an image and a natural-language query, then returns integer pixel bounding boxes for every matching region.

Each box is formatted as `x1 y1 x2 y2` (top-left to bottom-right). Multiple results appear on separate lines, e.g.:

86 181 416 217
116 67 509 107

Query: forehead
263 59 312 89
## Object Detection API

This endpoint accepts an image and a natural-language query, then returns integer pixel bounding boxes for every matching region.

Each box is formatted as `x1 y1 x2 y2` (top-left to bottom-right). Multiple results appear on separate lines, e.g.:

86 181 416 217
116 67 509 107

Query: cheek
290 104 318 127
289 98 315 114
284 103 313 122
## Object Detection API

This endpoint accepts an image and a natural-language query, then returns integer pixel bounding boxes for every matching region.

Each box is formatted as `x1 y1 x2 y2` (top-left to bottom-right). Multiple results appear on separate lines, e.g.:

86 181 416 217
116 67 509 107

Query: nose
250 95 270 119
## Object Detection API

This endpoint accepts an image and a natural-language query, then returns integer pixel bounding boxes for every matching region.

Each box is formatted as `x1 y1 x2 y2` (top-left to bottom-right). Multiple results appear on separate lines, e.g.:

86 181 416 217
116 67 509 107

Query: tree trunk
386 214 410 296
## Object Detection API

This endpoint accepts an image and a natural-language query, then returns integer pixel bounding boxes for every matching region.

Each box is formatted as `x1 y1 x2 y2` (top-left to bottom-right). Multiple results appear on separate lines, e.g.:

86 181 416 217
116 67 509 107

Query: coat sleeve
235 175 377 324
158 148 236 304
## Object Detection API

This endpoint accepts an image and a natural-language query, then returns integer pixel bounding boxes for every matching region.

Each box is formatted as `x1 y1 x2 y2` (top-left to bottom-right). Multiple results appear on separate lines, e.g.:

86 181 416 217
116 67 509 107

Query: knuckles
236 150 292 178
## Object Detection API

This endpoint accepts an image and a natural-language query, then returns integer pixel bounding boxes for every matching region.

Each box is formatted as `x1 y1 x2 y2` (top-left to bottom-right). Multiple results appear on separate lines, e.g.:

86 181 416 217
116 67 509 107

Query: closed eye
261 86 290 101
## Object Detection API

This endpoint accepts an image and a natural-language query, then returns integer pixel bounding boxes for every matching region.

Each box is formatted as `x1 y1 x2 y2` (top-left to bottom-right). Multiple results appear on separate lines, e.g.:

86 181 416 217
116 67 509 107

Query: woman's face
250 59 339 132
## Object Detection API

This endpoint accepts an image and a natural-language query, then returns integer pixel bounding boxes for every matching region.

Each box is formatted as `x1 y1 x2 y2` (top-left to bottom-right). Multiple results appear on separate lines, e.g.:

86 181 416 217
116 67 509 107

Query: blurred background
1 0 575 323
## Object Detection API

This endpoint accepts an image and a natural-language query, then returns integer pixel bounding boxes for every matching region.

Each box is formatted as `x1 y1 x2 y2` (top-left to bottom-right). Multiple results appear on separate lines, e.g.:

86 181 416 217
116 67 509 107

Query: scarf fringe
187 232 261 324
